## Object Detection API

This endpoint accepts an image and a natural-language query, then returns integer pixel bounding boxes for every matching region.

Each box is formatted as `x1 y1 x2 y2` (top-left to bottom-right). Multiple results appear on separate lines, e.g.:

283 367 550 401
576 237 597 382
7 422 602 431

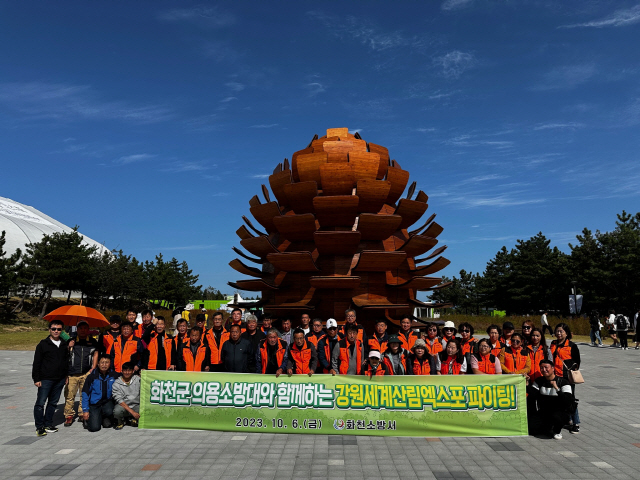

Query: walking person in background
63 321 98 427
615 313 630 350
607 310 619 347
634 309 640 350
588 310 604 347
550 323 581 434
541 311 553 336
32 320 69 436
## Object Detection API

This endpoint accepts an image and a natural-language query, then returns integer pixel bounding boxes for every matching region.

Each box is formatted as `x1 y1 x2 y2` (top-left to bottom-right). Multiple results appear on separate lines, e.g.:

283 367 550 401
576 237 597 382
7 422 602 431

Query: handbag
563 360 584 384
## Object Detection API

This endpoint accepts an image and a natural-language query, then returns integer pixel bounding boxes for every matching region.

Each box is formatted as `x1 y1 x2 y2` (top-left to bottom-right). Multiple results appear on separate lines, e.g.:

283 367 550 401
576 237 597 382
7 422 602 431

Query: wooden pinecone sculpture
229 128 451 328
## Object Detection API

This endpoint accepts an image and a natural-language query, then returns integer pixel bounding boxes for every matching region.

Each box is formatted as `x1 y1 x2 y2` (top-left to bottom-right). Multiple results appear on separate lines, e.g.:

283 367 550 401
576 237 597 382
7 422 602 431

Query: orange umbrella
44 305 109 328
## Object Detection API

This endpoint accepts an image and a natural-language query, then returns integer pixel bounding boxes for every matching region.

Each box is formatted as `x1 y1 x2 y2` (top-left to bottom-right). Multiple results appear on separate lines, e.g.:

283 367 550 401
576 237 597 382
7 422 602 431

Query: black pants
542 325 553 336
87 399 115 432
528 410 569 435
619 331 628 348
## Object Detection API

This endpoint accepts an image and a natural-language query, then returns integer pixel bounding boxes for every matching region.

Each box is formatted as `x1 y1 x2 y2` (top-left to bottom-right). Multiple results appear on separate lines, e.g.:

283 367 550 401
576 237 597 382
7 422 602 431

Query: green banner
139 371 528 437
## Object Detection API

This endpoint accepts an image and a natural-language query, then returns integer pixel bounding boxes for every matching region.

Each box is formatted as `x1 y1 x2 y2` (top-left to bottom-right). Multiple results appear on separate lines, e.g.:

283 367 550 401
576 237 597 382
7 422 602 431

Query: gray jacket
112 375 140 408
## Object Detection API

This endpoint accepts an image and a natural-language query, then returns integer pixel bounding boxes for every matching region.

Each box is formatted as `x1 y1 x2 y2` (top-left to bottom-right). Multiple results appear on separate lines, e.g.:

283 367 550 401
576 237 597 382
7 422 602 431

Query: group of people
32 308 582 440
592 309 640 350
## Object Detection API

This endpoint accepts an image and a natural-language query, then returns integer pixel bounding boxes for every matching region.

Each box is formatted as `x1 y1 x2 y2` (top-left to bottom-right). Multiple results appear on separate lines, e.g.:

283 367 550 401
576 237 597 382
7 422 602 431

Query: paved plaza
1 342 639 479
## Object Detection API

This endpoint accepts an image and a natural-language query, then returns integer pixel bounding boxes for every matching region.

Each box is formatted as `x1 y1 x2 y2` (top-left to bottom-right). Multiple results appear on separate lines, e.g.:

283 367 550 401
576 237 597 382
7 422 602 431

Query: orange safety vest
368 335 389 354
288 339 313 374
440 355 463 375
225 321 246 334
490 341 504 357
503 347 528 373
474 353 497 374
338 338 362 375
102 331 119 354
499 336 511 347
382 350 408 375
306 333 324 348
134 322 152 339
110 335 141 373
527 345 547 381
364 363 387 376
550 340 573 377
259 339 287 374
459 337 476 356
412 356 432 375
425 338 443 356
147 335 172 370
398 331 418 351
204 328 227 365
181 340 208 372
339 324 365 344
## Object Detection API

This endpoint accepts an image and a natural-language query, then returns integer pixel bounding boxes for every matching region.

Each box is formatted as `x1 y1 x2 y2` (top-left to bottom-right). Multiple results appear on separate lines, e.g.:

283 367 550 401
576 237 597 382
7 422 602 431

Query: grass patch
0 330 48 350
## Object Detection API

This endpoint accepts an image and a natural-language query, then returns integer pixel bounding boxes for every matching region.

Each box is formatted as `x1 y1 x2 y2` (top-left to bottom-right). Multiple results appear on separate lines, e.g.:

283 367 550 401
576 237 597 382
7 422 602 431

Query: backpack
615 315 628 331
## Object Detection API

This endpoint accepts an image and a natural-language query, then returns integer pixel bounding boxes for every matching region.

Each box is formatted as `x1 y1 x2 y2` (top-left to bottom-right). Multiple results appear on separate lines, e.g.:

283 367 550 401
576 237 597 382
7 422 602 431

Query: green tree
0 230 23 314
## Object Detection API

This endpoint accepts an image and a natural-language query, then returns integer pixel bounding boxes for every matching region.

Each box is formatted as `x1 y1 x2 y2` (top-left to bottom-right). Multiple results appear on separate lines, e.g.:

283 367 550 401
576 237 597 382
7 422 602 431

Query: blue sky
2 1 639 297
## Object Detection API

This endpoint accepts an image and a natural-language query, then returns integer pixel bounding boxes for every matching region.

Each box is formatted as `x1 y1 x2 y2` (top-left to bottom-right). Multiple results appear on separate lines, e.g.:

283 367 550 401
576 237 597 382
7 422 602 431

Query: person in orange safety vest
331 324 365 375
142 318 172 370
256 329 288 375
285 329 318 376
397 316 419 351
177 326 210 372
363 350 389 377
368 319 389 355
107 322 143 373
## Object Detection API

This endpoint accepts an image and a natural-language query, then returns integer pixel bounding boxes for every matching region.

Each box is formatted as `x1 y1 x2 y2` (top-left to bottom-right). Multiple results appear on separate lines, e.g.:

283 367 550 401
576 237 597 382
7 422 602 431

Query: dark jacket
220 337 254 373
81 369 118 411
32 337 69 383
240 329 265 355
317 335 340 372
528 375 574 415
68 337 99 375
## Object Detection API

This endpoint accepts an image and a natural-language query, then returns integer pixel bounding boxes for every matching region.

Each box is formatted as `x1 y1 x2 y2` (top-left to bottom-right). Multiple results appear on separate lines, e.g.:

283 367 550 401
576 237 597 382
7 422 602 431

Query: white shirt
607 314 616 331
51 339 61 347
541 314 548 326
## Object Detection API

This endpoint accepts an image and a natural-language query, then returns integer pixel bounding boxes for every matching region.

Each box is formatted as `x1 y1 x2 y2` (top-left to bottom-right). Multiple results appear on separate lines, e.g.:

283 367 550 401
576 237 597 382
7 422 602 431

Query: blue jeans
590 328 602 345
87 400 115 432
34 378 66 429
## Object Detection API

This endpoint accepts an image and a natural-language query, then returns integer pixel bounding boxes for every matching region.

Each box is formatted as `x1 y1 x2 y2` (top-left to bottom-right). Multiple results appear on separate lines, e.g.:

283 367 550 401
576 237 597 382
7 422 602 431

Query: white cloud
249 124 278 129
349 129 363 134
251 174 270 178
441 0 473 11
157 6 235 28
115 153 156 165
203 41 241 62
533 122 585 130
304 82 325 96
225 82 245 91
559 5 640 29
433 51 476 78
162 161 213 173
0 82 172 124
220 96 237 103
415 127 436 132
532 64 596 91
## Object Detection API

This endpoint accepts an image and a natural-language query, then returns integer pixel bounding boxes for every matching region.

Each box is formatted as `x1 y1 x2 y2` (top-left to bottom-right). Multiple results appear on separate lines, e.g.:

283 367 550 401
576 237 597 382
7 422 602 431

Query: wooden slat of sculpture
319 163 356 196
406 181 416 200
388 276 442 290
410 256 450 276
385 166 410 206
415 190 428 203
368 142 390 180
291 147 313 182
409 213 436 236
229 259 264 278
356 180 391 214
313 195 359 227
314 231 361 255
242 215 266 236
273 213 317 241
357 214 402 241
268 170 293 208
350 139 368 151
264 287 316 310
283 158 290 170
236 225 254 240
326 127 349 138
248 195 261 208
414 245 448 264
353 250 407 271
422 221 444 238
394 199 429 230
273 163 282 174
266 252 320 272
348 151 379 182
352 294 409 309
249 202 281 233
322 140 353 163
283 181 318 214
232 247 262 265
261 185 271 203
398 234 438 258
309 276 361 289
228 279 278 291
240 236 279 258
296 152 328 187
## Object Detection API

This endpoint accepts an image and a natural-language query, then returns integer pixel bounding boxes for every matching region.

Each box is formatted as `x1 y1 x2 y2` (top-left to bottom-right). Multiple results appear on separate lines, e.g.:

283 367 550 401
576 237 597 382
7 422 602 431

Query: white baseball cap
326 318 338 329
368 350 381 359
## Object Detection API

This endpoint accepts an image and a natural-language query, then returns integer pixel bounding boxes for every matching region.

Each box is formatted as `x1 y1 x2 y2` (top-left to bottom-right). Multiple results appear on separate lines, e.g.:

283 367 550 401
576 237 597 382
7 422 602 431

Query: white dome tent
0 196 106 257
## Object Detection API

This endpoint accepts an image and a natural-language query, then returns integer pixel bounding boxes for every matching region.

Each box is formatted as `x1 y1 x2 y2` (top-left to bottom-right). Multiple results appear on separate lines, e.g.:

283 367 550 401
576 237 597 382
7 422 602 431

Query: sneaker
129 419 138 428
590 343 595 347
44 426 58 433
571 425 580 434
635 346 639 350
36 428 47 437
114 422 124 430
553 433 563 440
64 416 74 427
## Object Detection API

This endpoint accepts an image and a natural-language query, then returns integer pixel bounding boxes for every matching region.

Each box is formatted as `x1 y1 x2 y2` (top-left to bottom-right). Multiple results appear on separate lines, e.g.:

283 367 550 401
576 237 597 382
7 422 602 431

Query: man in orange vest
135 309 155 343
331 324 365 375
305 318 325 348
285 329 318 376
261 314 274 335
177 326 210 372
338 309 367 345
397 315 419 351
226 308 246 332
98 315 121 355
256 329 288 375
368 319 389 355
205 312 227 372
142 318 172 371
108 322 144 374
169 319 189 371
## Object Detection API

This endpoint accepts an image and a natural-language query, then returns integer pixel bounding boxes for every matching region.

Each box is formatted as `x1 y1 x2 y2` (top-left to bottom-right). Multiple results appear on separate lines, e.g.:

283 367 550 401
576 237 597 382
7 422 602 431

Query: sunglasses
512 340 522 344
443 328 454 332
428 328 437 332
522 326 532 330
50 327 62 332
460 329 470 333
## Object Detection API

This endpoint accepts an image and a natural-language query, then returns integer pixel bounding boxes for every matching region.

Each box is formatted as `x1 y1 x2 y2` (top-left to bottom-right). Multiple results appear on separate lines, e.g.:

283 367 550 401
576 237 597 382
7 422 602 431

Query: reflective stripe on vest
259 339 286 374
289 340 313 374
338 339 362 375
